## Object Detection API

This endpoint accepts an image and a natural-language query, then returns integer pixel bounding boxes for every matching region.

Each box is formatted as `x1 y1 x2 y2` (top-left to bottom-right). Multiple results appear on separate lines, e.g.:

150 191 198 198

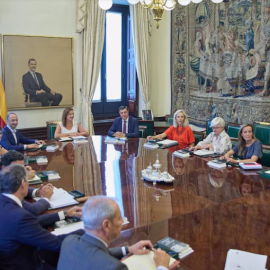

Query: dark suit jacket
0 125 36 151
0 195 84 270
57 233 127 270
24 188 60 228
22 71 51 101
108 116 139 138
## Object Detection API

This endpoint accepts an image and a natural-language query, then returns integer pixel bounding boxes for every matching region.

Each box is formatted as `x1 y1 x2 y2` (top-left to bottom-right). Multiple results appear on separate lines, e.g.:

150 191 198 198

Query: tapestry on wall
172 0 270 125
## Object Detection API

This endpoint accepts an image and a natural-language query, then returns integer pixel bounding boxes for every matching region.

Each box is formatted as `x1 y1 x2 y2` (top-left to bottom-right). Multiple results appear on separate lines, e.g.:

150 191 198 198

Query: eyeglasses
211 126 221 130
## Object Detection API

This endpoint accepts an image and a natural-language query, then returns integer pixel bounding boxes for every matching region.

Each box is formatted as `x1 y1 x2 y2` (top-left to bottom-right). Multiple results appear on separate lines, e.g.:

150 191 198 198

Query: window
92 5 130 117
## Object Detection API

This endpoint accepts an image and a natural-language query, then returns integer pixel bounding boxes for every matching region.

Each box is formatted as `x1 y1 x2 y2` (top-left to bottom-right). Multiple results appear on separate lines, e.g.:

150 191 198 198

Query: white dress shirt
2 193 22 207
122 117 129 134
197 129 232 154
30 70 40 87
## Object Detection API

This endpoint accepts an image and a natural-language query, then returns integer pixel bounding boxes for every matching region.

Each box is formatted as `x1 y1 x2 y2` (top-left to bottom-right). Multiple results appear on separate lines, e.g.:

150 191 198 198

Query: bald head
82 196 119 231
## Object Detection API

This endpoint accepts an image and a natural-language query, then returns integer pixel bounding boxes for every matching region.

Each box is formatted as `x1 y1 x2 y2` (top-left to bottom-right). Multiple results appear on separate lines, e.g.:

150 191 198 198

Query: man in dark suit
57 196 171 270
108 106 139 138
22 58 62 106
0 150 82 228
0 112 45 151
0 164 84 270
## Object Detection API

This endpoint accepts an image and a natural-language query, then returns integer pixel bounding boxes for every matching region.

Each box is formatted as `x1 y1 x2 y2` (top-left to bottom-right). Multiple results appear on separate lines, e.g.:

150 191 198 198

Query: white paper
158 139 178 145
224 249 267 270
122 251 176 270
144 143 159 149
70 136 87 140
194 150 214 156
28 174 41 181
34 187 77 208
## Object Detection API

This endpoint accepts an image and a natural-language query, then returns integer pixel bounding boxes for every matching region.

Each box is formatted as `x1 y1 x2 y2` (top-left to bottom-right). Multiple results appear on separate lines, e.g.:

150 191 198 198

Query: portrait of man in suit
22 58 63 106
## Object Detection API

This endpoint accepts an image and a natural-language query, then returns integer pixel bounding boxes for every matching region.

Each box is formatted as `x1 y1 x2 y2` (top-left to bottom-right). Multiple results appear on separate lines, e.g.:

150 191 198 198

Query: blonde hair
238 124 257 156
173 110 189 128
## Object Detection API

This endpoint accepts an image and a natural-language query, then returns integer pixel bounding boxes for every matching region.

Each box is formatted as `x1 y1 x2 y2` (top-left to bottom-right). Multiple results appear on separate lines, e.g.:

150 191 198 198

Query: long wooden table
27 136 270 270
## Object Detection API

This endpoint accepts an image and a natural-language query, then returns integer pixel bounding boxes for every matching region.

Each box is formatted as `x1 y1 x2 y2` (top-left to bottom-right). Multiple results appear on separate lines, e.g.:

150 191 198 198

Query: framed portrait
142 109 153 121
1 34 74 110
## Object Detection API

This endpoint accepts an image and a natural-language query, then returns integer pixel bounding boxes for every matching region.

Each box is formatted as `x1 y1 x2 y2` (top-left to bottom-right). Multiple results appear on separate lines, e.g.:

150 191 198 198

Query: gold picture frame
1 34 74 110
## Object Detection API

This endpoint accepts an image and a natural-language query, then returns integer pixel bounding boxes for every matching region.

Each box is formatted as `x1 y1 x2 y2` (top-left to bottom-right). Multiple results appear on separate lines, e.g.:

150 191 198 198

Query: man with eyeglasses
191 117 232 154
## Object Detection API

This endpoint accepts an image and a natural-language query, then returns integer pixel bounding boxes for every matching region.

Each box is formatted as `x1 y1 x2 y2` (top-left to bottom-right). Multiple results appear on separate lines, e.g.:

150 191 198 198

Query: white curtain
76 0 105 134
130 4 151 109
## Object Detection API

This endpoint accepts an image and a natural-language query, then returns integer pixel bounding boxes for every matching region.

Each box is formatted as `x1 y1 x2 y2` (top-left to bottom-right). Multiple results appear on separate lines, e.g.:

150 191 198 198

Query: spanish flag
0 76 7 128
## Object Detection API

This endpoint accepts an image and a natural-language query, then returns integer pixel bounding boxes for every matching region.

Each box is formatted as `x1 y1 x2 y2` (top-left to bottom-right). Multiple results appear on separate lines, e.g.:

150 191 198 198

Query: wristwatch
125 246 129 255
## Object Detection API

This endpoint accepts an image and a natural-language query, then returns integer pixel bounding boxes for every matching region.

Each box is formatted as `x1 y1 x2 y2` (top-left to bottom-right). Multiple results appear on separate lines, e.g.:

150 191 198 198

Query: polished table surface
27 136 270 270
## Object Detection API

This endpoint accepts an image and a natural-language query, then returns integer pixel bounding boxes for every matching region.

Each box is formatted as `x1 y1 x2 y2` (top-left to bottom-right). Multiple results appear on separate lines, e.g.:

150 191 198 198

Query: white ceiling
113 0 129 5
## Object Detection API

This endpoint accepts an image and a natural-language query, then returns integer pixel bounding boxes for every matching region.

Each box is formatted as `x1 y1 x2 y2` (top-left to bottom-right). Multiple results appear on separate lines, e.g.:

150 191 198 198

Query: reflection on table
26 136 270 270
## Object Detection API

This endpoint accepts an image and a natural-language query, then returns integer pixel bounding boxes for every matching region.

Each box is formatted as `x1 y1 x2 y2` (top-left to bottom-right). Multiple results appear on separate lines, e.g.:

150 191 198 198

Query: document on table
122 251 178 270
224 249 267 270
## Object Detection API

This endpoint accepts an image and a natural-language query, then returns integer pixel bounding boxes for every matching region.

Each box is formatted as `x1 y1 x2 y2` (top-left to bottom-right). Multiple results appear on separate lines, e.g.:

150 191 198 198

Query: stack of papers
46 145 59 152
157 236 194 259
71 136 88 144
143 142 159 149
173 150 190 158
34 187 79 209
104 136 128 144
207 159 227 169
36 156 48 165
224 249 267 270
59 137 73 142
157 139 179 148
28 174 42 185
239 162 262 170
194 149 214 156
36 170 61 181
52 217 129 236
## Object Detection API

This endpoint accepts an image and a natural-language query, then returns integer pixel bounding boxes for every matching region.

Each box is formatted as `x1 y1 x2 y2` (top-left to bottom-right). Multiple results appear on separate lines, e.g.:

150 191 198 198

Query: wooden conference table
27 136 270 270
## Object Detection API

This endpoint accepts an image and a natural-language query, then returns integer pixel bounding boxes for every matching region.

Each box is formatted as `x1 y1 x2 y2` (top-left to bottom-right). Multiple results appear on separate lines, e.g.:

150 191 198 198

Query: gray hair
7 112 17 121
173 109 189 128
0 164 27 194
210 117 225 128
82 196 118 230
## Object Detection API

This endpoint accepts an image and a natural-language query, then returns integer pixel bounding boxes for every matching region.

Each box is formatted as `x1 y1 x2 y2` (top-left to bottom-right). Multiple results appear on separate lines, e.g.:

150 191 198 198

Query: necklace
176 126 185 135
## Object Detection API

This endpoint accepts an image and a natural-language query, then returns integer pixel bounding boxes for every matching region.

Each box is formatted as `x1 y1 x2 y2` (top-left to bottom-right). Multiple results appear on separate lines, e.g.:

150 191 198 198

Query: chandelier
98 0 223 29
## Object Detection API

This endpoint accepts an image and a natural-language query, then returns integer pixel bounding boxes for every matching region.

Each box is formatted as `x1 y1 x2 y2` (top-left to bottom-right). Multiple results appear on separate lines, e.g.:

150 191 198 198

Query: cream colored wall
0 0 81 129
148 11 171 117
0 0 171 127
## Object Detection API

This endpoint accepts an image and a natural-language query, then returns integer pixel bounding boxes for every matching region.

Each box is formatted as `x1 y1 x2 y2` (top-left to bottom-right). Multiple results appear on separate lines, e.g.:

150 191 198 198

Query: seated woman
193 117 231 154
223 124 263 163
54 107 89 139
147 109 195 149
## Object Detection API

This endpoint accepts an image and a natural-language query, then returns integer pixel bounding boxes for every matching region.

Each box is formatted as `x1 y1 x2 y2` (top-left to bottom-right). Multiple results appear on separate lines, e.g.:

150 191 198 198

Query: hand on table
153 248 171 268
27 144 40 149
37 184 54 200
25 166 36 180
128 240 153 255
147 136 154 141
114 132 125 138
69 132 78 137
66 206 82 218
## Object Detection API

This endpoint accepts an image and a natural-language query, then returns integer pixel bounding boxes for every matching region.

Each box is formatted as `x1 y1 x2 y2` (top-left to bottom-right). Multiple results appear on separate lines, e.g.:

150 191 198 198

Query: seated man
0 164 84 270
22 58 62 106
108 106 139 138
0 112 45 151
0 150 81 228
58 196 171 270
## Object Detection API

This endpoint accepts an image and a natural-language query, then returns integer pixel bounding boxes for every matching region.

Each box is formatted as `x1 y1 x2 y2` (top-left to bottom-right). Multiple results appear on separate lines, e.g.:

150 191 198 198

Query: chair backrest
139 125 147 138
206 119 212 135
138 120 154 136
193 131 205 145
46 121 60 140
227 122 241 139
262 149 270 167
253 122 270 145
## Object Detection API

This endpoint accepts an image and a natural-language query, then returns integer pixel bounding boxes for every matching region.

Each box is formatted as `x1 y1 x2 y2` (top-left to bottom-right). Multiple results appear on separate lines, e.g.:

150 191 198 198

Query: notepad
34 187 78 209
122 251 179 270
